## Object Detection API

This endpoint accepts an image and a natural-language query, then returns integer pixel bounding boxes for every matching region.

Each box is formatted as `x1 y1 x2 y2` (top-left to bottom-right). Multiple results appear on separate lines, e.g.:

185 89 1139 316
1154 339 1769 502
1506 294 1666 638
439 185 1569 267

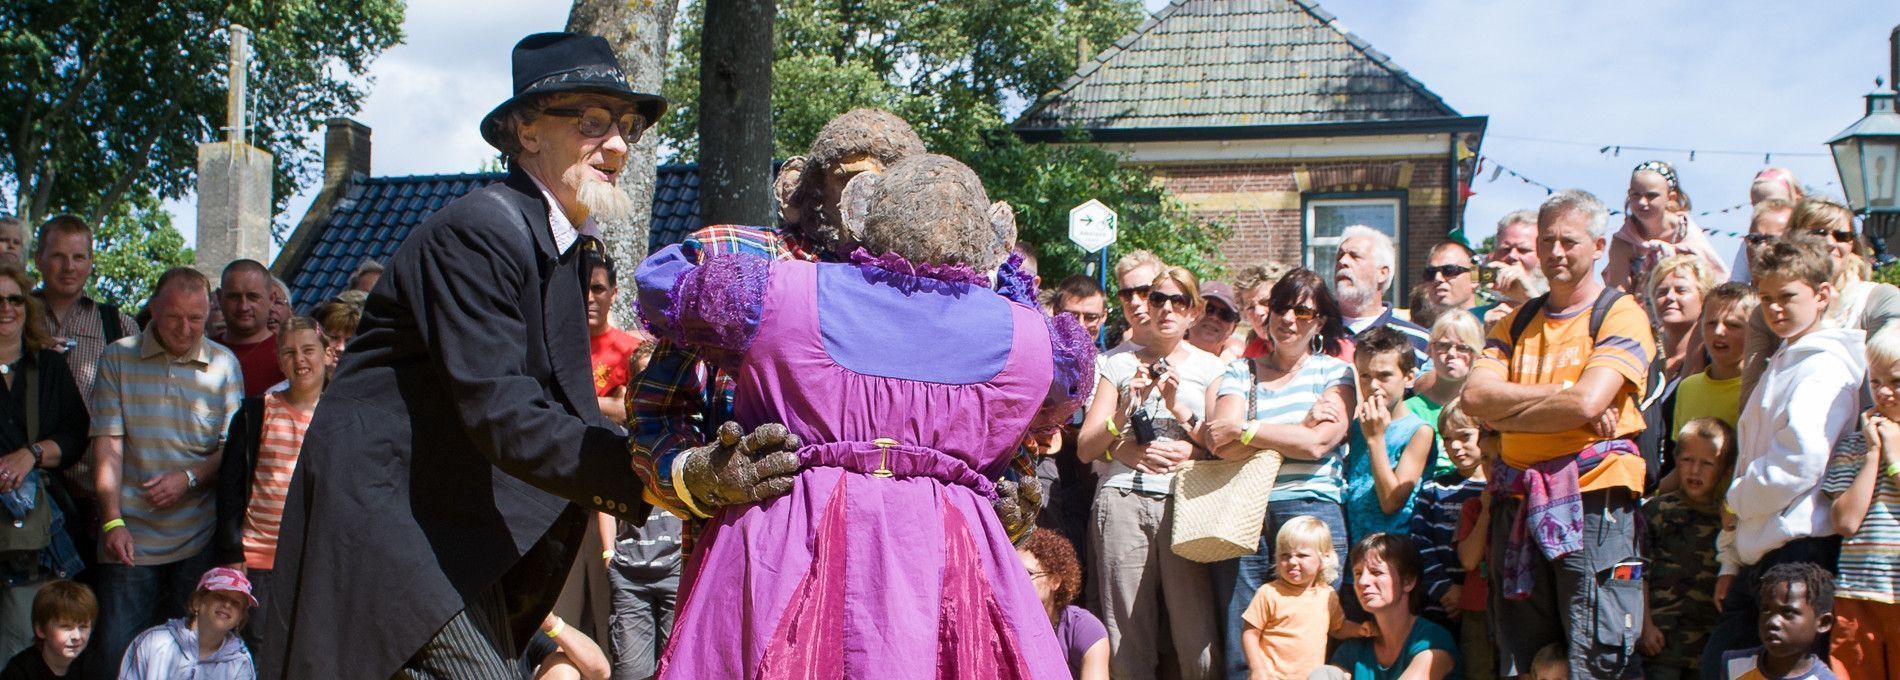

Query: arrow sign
1068 199 1118 253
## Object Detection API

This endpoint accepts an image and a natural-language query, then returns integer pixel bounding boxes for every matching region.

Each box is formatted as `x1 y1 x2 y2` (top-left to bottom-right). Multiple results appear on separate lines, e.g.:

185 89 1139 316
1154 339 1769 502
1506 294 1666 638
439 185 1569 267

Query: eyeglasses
1421 264 1473 281
1272 304 1318 320
1116 285 1153 303
1061 309 1106 324
1203 301 1239 323
1147 291 1194 310
542 106 647 145
1430 340 1477 356
1743 233 1777 246
0 295 26 308
1807 227 1857 244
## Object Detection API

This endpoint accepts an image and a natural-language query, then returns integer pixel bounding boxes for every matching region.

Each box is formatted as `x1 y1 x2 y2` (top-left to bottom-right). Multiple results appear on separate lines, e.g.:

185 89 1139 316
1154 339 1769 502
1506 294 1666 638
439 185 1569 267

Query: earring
1310 334 1323 356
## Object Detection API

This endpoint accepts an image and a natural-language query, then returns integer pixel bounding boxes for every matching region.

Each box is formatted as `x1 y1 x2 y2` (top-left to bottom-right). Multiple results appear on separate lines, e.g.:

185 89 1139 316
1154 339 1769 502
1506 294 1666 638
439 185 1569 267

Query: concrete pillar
195 141 274 278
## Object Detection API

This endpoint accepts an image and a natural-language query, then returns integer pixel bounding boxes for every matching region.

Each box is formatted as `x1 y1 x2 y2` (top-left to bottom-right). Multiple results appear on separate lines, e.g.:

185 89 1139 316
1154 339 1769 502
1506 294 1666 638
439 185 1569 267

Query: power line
1488 133 1831 163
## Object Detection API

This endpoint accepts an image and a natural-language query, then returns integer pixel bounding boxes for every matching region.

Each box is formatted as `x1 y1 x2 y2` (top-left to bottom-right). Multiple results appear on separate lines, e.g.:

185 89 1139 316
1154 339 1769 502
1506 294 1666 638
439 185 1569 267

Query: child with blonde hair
1640 417 1736 679
1823 324 1900 679
1240 516 1368 680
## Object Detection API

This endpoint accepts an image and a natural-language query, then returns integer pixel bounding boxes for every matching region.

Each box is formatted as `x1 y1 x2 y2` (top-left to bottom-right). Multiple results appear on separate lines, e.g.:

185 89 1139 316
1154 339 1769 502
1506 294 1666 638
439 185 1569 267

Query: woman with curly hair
1017 529 1108 680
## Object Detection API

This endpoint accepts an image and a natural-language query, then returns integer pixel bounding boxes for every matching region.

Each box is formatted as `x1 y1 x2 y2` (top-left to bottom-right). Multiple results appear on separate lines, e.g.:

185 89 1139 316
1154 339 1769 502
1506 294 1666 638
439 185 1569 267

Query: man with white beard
256 33 661 679
1333 225 1431 369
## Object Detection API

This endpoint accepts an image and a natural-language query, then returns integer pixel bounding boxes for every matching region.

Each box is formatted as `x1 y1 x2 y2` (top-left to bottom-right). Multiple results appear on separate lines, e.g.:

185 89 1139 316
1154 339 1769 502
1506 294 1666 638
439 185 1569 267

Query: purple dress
638 247 1092 680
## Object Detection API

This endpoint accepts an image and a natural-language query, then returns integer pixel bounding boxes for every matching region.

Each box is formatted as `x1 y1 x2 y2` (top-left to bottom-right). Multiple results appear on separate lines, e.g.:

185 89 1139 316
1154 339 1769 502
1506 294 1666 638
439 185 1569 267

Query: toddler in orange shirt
1241 516 1372 680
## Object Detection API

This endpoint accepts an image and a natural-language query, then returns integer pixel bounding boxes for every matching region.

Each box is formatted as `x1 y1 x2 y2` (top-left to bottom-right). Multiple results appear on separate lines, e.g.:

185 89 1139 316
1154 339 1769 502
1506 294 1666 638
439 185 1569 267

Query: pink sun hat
196 567 259 608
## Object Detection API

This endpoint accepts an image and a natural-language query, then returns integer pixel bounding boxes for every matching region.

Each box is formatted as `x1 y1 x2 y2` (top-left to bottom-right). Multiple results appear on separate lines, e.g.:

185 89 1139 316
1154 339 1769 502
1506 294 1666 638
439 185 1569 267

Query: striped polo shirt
1217 354 1354 503
244 390 315 570
89 329 244 565
1824 432 1900 603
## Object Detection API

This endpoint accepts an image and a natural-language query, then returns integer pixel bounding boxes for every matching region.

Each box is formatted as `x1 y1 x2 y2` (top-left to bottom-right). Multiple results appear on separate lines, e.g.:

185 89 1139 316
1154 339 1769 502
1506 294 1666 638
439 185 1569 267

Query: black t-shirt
0 647 76 680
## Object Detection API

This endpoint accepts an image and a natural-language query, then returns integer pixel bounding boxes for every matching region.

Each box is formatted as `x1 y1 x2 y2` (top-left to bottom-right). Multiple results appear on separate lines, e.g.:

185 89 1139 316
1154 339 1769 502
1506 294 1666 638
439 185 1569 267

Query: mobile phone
1610 560 1644 581
1130 409 1157 444
1150 358 1170 379
1476 263 1497 288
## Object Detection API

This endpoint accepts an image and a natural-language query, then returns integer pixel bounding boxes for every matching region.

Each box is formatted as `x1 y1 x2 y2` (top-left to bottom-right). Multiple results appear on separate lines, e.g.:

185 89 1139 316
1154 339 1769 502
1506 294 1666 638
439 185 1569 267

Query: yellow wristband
602 549 615 561
545 617 564 639
1239 421 1261 447
670 454 713 520
102 518 126 533
1884 461 1900 478
1105 419 1122 439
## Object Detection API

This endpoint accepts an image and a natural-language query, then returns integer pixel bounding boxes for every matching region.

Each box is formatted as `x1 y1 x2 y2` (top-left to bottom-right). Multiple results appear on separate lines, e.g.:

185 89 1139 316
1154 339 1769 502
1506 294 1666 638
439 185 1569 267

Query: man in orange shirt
1462 189 1656 680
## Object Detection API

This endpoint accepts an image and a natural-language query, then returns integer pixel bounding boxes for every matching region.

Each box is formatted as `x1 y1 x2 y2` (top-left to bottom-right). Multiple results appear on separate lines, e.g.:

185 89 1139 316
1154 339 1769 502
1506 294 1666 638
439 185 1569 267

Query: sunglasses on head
1272 304 1318 320
1421 264 1473 281
1807 227 1857 244
1147 291 1194 310
1116 285 1153 302
1203 301 1239 323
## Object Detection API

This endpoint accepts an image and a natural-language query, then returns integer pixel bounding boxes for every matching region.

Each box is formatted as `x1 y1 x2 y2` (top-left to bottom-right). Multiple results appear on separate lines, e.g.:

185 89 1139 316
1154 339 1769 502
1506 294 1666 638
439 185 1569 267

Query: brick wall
1142 155 1458 299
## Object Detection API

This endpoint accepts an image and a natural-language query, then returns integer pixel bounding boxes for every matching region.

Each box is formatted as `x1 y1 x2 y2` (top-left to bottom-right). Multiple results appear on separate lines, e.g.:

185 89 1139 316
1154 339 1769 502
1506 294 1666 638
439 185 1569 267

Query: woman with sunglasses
1604 160 1730 294
1201 268 1356 679
0 262 92 655
1741 196 1900 396
1077 267 1225 679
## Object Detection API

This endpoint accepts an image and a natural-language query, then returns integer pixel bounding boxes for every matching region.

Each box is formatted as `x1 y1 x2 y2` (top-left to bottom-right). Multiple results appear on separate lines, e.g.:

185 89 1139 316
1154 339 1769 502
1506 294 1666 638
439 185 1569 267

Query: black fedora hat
479 32 668 151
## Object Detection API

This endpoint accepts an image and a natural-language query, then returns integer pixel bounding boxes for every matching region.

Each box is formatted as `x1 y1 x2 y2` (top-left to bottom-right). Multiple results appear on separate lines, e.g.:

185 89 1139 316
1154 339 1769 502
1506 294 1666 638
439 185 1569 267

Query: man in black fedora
257 33 673 679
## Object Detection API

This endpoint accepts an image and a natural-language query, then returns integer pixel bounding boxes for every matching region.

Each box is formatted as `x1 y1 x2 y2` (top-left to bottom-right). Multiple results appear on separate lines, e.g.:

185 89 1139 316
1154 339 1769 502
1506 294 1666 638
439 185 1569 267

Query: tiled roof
1014 0 1461 133
280 164 706 310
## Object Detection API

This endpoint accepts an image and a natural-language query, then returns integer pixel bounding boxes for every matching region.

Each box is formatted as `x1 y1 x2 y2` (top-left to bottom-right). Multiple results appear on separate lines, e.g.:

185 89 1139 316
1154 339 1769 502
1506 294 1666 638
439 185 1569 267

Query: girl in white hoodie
1703 238 1865 673
118 567 256 680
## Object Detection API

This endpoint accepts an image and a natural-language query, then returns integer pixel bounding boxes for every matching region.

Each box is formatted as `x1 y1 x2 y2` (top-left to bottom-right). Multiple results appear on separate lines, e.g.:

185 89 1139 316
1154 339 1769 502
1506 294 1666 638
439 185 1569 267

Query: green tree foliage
660 0 1229 283
0 1 405 236
86 195 195 310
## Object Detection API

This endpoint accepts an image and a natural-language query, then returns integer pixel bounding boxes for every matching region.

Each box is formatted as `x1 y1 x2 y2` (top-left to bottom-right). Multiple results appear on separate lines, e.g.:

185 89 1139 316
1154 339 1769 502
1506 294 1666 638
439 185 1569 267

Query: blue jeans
88 549 214 680
1207 497 1348 680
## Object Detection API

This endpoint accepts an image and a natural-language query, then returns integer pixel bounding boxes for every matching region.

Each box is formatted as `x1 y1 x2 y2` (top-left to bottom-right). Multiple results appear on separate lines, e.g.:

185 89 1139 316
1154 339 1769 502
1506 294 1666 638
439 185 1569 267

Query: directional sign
1068 199 1118 253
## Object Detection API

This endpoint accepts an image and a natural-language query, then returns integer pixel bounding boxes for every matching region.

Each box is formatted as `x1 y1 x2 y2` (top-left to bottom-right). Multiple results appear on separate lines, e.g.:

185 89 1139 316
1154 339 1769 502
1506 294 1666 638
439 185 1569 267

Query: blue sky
176 0 1895 265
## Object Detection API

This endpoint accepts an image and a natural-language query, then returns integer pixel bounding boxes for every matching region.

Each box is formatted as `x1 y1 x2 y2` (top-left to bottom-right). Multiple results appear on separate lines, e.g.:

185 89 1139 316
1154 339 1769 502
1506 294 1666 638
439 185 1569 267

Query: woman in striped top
237 317 326 646
1203 268 1356 679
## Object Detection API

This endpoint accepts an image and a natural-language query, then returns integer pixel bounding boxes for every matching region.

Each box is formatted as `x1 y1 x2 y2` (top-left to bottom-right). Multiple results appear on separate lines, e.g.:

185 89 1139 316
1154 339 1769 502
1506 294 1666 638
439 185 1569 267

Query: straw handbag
1169 361 1281 563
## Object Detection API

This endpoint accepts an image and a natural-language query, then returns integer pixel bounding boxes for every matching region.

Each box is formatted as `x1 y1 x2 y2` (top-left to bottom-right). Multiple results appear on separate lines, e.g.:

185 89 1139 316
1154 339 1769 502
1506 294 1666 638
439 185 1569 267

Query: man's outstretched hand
679 422 804 509
993 477 1044 545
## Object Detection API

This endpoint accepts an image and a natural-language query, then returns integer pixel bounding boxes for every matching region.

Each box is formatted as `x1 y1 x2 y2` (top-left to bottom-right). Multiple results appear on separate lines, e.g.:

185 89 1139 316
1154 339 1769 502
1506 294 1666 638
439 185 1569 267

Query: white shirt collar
524 170 600 254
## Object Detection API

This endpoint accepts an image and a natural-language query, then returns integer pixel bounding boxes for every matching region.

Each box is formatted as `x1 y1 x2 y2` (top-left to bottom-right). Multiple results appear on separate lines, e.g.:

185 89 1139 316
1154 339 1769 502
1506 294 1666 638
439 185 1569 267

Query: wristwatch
27 442 43 466
184 469 199 489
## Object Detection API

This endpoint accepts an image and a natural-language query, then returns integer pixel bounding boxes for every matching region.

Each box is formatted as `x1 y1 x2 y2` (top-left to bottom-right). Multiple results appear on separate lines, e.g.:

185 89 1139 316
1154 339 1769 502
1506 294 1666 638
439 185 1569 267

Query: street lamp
1829 26 1900 249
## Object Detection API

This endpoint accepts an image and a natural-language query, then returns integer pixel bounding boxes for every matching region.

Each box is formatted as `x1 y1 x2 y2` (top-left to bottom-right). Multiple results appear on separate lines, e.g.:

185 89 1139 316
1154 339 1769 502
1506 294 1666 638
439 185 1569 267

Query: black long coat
257 167 648 679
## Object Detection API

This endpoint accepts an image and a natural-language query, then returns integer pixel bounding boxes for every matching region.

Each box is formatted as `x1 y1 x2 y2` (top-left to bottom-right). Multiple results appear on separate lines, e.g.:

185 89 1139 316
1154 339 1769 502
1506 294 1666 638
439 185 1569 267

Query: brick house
1014 0 1486 298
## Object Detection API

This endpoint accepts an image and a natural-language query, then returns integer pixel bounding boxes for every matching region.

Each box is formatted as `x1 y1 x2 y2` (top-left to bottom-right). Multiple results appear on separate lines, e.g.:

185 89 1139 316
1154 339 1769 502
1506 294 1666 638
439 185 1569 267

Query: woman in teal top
1316 533 1461 680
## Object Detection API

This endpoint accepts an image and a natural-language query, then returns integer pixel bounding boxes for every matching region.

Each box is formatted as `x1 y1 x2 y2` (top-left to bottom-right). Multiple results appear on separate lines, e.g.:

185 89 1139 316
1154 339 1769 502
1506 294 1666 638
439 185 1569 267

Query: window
1304 194 1405 305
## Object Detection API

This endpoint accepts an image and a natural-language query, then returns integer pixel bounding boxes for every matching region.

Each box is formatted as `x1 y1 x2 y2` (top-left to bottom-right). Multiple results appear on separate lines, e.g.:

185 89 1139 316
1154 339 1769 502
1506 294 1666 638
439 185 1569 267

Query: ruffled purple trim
847 248 990 287
666 253 770 369
992 252 1040 308
1026 312 1097 436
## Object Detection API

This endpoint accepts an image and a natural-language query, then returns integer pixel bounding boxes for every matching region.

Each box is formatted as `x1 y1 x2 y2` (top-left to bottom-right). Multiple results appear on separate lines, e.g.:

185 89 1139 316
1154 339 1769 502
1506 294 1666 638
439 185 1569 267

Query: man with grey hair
1460 188 1655 679
347 258 383 293
1479 209 1549 325
1332 225 1430 365
260 33 661 679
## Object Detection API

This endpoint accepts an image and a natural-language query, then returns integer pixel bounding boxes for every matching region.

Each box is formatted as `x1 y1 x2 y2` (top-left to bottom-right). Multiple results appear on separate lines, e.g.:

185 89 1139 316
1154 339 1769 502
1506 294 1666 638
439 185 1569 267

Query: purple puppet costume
636 246 1094 679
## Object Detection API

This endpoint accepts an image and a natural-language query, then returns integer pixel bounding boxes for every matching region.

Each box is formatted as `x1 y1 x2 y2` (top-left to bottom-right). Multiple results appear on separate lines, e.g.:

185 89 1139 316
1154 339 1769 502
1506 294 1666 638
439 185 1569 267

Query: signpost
1069 199 1118 346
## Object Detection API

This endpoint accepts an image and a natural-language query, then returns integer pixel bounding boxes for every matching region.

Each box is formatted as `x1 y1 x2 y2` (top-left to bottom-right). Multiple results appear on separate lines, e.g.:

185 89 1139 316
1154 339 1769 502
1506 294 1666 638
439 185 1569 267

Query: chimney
195 24 273 279
321 117 372 195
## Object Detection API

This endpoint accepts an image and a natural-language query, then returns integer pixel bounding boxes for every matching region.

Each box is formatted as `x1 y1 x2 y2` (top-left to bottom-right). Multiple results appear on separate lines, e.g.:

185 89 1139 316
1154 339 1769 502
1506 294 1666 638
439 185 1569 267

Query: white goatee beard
565 165 635 224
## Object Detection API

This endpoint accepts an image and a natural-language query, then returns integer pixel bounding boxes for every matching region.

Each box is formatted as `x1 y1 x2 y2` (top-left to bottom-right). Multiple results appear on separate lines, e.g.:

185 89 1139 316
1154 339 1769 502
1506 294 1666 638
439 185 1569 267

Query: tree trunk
697 0 775 227
568 0 679 327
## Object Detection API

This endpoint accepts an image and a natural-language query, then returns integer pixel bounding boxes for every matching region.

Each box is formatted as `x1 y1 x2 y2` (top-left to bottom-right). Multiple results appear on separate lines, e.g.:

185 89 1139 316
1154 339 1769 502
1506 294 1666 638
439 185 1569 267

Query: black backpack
98 302 126 343
1508 288 1668 494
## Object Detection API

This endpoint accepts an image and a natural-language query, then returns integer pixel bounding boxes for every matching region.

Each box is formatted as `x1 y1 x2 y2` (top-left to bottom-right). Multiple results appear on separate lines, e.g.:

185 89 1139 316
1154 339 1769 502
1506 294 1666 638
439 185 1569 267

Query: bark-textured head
844 154 1015 272
773 108 927 254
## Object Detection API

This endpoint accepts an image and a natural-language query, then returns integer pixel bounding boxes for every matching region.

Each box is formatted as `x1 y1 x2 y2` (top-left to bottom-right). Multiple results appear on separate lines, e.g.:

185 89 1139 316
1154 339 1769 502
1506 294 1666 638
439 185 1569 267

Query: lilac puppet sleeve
1026 312 1097 436
635 245 770 371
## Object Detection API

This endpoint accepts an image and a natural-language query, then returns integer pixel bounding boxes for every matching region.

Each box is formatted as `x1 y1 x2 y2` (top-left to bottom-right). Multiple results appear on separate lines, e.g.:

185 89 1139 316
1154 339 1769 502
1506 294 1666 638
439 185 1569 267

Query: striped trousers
392 584 521 680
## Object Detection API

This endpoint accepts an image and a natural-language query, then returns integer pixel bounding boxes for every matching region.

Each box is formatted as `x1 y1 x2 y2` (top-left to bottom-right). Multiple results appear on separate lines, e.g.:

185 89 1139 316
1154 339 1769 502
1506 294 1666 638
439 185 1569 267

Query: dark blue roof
282 164 705 311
